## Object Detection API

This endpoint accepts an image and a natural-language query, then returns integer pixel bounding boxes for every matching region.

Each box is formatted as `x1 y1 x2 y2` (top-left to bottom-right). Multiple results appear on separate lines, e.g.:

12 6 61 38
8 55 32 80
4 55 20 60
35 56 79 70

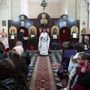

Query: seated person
0 50 28 90
0 42 7 60
71 53 90 90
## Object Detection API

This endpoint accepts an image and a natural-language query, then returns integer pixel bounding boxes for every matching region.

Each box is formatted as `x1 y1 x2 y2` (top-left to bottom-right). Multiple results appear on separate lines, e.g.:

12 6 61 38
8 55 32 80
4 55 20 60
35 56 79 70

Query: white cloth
73 53 79 59
13 45 24 56
38 32 50 55
0 38 9 49
68 56 79 80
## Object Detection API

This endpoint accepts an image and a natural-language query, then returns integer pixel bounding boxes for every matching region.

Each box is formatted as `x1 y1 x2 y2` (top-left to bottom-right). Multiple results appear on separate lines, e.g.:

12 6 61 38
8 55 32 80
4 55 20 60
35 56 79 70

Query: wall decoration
21 15 25 20
9 26 17 39
51 26 59 36
63 15 67 21
9 26 17 34
71 26 78 33
81 27 86 34
8 14 79 50
40 13 48 24
21 21 25 26
2 20 6 26
71 26 78 38
29 26 37 37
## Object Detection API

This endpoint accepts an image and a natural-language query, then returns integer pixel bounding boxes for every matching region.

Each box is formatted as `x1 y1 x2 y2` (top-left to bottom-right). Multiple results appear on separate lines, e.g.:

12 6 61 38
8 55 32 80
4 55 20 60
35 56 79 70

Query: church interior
0 0 90 90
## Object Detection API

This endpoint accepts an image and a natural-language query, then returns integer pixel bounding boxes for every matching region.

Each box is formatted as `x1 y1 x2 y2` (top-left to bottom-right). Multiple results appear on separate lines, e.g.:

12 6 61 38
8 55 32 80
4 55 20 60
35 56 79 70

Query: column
89 3 90 29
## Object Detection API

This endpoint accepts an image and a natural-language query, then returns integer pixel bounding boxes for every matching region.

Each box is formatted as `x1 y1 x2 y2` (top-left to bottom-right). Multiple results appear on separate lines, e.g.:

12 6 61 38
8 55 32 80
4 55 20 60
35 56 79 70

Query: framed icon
21 15 24 20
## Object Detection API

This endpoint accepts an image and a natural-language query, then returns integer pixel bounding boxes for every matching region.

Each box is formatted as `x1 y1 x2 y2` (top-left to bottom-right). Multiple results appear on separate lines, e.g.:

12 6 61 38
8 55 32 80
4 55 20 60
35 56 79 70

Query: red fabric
73 84 85 90
35 56 51 90
5 48 9 53
76 63 85 77
73 62 90 90
59 27 70 45
86 63 90 70
76 62 90 76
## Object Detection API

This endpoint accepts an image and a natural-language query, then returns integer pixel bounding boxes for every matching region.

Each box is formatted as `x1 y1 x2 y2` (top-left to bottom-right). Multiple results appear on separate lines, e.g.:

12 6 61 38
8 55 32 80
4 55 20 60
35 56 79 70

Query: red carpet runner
29 56 57 90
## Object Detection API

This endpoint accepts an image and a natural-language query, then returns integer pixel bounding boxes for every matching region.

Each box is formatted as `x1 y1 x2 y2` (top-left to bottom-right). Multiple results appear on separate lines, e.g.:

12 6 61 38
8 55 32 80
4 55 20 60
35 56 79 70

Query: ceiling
30 0 60 3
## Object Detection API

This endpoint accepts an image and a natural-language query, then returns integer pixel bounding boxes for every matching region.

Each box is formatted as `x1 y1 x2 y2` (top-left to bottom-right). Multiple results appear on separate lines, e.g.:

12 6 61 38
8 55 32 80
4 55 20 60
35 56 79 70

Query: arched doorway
59 27 70 47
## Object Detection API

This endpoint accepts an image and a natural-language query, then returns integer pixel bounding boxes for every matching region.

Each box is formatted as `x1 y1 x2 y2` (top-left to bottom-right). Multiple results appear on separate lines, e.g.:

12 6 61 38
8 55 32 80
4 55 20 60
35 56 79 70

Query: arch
37 12 50 28
37 12 50 20
18 14 28 20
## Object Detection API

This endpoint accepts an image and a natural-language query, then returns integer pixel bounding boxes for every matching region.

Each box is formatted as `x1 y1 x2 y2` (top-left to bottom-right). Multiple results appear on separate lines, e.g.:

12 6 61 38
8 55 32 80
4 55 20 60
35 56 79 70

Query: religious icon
2 20 6 26
21 21 24 26
9 26 17 39
71 26 78 33
29 26 37 37
21 15 24 20
40 13 47 24
41 14 46 19
63 15 67 20
9 26 17 34
63 21 66 26
71 26 78 38
81 27 86 34
51 25 59 39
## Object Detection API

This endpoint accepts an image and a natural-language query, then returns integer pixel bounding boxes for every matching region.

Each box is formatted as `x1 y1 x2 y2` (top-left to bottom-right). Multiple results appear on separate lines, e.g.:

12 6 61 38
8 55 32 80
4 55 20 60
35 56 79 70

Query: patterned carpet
28 50 65 90
50 50 64 90
29 55 56 90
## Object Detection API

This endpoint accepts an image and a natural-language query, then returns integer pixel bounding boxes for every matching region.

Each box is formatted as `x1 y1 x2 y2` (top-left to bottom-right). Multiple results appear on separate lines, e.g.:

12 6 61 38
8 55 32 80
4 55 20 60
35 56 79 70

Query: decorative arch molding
37 12 50 20
37 12 51 27
18 14 28 21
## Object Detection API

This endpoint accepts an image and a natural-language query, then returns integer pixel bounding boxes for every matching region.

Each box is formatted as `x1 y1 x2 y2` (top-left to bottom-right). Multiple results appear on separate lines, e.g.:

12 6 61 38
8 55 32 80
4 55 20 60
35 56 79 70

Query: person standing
38 28 50 55
17 29 25 49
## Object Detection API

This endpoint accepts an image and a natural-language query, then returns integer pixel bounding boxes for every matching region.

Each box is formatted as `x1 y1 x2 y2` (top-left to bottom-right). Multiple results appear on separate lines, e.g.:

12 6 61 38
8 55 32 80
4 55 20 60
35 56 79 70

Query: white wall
0 0 11 32
11 0 21 19
20 0 29 17
28 0 68 18
67 0 76 19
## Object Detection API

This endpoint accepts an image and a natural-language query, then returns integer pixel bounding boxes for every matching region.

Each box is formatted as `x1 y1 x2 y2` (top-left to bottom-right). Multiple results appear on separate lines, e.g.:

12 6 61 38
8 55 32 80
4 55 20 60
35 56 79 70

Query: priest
38 28 50 55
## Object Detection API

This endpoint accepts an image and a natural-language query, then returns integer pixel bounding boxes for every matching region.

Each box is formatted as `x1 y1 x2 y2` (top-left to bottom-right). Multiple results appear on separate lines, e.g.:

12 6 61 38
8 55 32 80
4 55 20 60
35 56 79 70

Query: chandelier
41 0 48 10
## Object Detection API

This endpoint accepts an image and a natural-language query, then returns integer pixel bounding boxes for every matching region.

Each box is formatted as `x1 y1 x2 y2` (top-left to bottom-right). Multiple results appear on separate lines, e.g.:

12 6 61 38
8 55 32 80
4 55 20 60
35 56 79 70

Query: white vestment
38 32 50 55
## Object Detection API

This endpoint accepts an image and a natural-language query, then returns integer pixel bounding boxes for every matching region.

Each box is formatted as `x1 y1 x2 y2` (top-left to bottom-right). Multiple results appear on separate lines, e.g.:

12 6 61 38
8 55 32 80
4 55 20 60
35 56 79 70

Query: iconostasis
8 14 79 50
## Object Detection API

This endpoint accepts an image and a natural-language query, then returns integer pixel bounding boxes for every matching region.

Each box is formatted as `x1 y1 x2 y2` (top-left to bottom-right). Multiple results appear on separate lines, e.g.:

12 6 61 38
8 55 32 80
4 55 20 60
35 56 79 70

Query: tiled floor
50 50 63 90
